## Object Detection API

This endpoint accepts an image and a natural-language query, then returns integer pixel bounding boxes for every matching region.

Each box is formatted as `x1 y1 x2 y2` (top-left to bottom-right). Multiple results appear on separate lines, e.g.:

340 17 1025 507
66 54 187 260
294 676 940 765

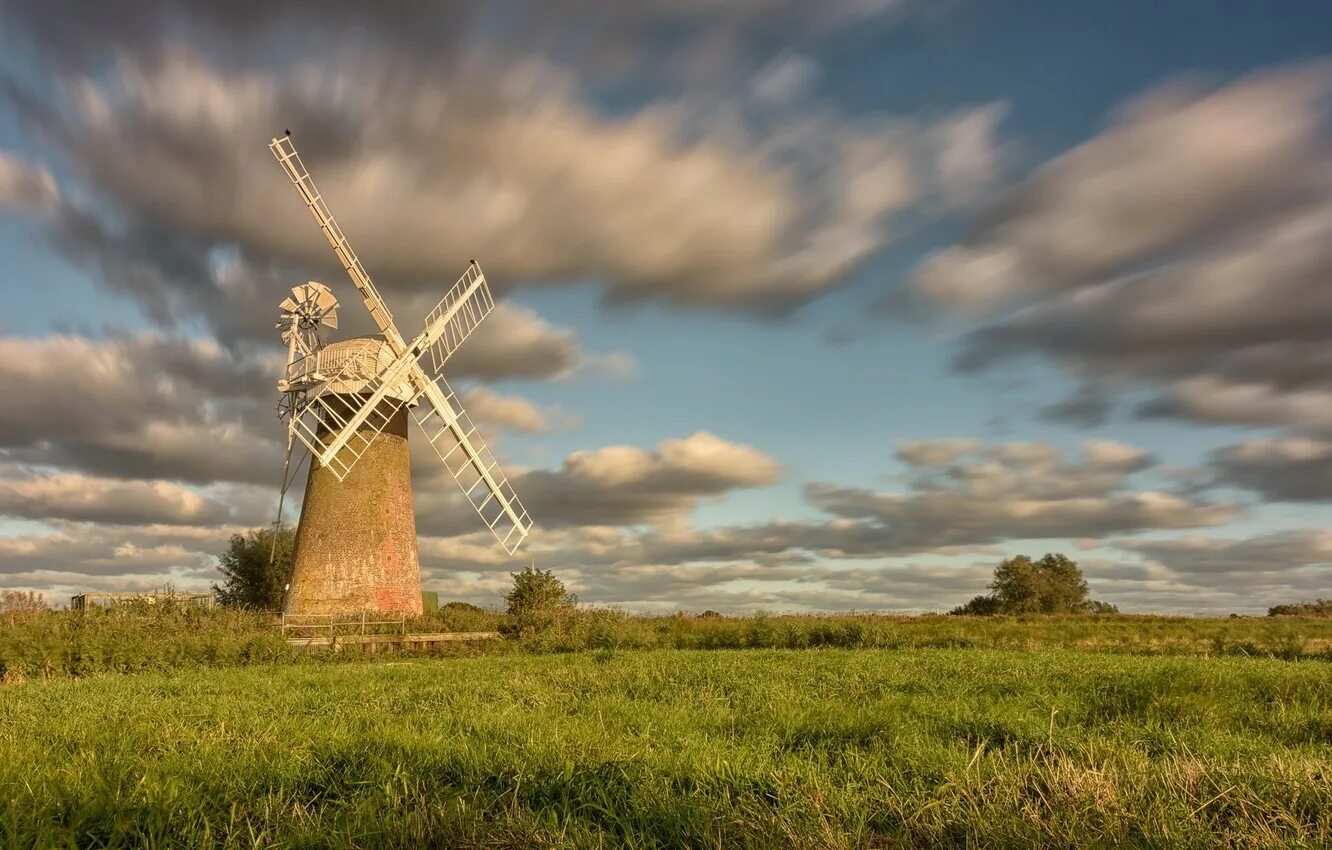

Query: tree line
198 531 1327 619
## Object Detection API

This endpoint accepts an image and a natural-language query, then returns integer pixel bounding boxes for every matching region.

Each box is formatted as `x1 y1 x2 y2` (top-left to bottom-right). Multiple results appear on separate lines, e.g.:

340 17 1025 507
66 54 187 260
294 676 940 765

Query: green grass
5 607 1332 682
2 649 1329 848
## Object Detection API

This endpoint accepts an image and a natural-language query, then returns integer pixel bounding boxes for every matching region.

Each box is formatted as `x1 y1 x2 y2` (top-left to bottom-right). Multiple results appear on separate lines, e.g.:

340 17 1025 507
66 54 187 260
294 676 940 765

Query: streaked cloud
0 153 58 213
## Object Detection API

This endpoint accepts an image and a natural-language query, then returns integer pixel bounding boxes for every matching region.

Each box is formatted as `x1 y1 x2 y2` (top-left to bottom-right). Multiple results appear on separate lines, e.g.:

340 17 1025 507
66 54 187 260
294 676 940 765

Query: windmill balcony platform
279 337 413 400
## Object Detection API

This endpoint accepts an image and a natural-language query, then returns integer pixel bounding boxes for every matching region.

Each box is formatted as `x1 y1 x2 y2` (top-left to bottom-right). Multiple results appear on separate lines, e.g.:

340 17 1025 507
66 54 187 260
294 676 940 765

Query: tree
214 527 295 611
0 590 48 615
949 553 1117 616
502 565 576 635
991 553 1089 614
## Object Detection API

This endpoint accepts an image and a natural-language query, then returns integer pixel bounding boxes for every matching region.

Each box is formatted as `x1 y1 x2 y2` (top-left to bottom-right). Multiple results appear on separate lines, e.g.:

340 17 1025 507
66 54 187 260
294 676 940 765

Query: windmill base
285 406 423 616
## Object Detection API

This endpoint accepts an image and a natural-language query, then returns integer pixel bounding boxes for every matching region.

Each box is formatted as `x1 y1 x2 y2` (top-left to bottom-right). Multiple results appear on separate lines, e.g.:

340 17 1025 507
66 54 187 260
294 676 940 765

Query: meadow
1 648 1329 848
4 605 1332 682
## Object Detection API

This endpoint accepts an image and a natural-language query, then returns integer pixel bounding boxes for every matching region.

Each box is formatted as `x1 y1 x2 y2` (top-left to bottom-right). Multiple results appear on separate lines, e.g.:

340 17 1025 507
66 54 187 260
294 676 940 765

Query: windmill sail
413 377 532 554
411 263 530 553
269 135 403 348
421 262 495 374
287 341 424 479
269 134 532 554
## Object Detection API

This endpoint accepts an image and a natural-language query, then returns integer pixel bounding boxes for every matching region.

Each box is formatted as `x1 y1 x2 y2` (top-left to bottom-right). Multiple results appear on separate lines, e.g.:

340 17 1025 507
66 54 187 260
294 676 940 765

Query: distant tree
1268 599 1332 618
1082 600 1120 615
990 553 1089 614
214 527 295 611
0 590 48 614
442 601 486 615
502 565 577 635
696 610 723 619
950 553 1117 616
950 594 1003 616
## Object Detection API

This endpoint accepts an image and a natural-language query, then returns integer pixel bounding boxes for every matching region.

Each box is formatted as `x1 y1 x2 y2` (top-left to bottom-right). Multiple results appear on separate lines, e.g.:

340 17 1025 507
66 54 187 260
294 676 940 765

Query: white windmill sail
269 132 532 554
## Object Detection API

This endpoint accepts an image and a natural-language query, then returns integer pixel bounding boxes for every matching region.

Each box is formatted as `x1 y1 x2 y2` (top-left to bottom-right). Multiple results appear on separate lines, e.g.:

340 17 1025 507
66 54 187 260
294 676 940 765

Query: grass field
2 648 1330 848
5 606 1332 682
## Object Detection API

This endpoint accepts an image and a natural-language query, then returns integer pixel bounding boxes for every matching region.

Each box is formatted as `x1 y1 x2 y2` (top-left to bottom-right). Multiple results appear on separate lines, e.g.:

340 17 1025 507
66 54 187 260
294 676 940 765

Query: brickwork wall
285 402 423 615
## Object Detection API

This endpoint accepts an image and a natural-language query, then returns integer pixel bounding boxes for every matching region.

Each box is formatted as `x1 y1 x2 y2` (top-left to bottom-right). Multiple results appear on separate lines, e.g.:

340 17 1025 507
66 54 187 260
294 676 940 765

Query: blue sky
1 1 1330 612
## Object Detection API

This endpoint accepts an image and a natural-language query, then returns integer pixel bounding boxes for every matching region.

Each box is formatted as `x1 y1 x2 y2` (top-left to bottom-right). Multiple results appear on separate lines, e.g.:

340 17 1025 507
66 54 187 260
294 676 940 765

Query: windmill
268 133 532 615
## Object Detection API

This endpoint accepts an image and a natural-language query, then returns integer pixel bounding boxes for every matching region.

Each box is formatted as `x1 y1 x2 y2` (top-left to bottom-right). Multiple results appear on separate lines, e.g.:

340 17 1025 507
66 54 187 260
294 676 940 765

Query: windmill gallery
269 133 533 616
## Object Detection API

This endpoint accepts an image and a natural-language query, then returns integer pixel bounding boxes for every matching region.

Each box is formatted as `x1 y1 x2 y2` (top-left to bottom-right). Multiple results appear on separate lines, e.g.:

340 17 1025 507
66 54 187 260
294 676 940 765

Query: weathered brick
285 401 422 616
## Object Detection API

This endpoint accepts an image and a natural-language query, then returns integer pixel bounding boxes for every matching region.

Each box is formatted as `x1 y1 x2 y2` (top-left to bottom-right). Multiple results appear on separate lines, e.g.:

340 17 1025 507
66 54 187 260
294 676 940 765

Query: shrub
442 601 485 615
1082 600 1120 614
1268 599 1332 618
950 595 1003 616
502 566 577 636
214 528 295 611
423 602 502 633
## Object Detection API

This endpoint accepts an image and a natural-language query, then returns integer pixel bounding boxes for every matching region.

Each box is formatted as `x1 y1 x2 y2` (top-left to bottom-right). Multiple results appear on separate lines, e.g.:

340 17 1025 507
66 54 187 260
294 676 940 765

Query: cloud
927 102 1012 208
908 63 1332 435
0 152 59 213
421 431 785 534
0 333 283 485
911 64 1331 310
1113 529 1332 576
1040 382 1112 427
0 1 911 76
1135 372 1332 432
750 52 820 103
444 304 610 382
418 521 996 613
15 37 1002 318
45 205 610 378
1207 436 1332 502
0 467 256 526
894 437 980 468
0 520 263 605
459 387 578 435
421 439 1233 582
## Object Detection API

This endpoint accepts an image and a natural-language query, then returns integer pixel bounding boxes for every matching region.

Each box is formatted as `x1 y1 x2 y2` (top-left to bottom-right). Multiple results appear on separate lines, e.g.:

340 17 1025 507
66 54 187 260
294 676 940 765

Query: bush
1082 600 1120 614
950 595 1003 616
421 602 502 634
1268 599 1332 618
502 566 577 637
442 601 485 615
214 528 295 611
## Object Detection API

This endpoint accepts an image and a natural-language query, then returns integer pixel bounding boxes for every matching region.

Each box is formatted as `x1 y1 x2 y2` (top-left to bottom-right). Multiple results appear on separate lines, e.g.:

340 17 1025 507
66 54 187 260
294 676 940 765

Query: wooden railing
279 611 407 638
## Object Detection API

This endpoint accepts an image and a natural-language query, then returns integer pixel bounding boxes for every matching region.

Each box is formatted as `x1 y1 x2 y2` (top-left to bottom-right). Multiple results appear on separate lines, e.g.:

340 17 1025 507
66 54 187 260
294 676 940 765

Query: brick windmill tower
268 133 532 616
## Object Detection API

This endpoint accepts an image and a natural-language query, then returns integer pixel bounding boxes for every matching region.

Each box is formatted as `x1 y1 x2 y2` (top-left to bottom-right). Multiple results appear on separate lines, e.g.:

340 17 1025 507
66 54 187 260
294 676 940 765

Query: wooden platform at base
285 632 501 651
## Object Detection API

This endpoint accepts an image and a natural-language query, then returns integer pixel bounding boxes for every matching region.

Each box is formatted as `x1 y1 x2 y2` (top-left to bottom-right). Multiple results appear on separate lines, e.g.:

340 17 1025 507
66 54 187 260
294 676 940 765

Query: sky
0 0 1330 613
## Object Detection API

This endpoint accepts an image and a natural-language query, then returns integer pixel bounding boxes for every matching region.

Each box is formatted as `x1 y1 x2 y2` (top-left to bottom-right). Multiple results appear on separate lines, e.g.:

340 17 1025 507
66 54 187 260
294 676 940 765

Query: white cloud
0 152 58 212
912 64 1332 310
26 46 1003 316
915 63 1332 435
0 468 228 525
460 387 578 435
0 333 282 484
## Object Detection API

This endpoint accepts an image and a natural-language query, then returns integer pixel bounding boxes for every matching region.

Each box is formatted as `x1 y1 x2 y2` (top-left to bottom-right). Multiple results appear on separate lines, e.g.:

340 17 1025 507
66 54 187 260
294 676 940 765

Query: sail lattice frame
414 376 531 554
